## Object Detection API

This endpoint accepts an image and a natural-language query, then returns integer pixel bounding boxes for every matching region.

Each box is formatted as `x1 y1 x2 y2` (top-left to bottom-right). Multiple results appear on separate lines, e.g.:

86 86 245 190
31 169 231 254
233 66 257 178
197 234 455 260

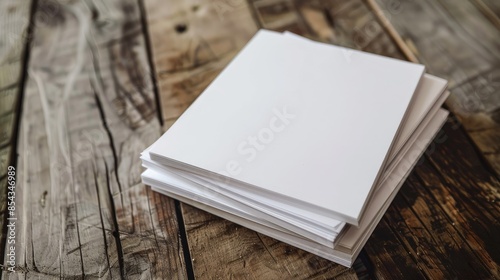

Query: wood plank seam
174 199 196 280
91 164 113 275
137 0 164 127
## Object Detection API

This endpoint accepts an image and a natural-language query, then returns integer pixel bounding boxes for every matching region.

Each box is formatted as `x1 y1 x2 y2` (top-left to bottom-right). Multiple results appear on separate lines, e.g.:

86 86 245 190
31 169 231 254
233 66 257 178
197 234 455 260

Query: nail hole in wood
91 8 99 20
175 24 188 33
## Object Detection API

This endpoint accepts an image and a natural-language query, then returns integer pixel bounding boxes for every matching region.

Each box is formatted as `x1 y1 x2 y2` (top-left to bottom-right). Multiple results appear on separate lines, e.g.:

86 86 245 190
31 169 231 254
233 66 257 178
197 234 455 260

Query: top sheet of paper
149 30 425 225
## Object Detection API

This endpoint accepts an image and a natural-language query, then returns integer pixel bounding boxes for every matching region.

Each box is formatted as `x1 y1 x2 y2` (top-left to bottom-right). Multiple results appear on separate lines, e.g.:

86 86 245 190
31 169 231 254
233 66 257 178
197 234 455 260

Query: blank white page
149 29 425 225
281 32 447 163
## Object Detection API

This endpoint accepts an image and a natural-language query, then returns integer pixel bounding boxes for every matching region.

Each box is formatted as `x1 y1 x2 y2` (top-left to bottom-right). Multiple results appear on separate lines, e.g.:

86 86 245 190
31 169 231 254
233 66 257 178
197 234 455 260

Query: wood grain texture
3 0 186 278
479 0 500 16
447 67 500 173
182 204 356 279
0 0 31 166
0 0 32 266
471 0 500 29
363 1 500 277
373 0 500 175
364 119 500 279
0 0 31 92
254 0 407 60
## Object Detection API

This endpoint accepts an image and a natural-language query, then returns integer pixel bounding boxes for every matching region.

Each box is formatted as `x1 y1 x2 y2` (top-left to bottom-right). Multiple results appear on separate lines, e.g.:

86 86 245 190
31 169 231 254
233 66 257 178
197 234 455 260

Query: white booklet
148 30 426 225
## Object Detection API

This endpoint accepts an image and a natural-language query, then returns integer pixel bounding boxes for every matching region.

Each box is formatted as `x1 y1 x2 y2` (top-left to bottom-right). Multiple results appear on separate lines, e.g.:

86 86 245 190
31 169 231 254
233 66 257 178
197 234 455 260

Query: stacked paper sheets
141 30 449 267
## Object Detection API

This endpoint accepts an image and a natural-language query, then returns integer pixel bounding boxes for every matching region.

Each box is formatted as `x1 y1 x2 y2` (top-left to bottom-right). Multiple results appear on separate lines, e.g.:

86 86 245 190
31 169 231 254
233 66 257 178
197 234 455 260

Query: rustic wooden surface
0 0 32 263
367 0 500 278
2 0 187 278
373 0 500 175
1 0 499 278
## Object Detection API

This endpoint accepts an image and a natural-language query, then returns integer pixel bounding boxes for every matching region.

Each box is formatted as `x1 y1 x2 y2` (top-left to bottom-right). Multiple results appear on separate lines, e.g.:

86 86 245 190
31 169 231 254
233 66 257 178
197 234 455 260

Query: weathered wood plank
480 0 500 16
183 204 356 279
0 0 31 177
471 0 500 29
353 1 500 277
4 0 186 278
257 0 407 60
413 134 500 276
446 67 500 174
362 218 427 280
0 0 32 267
0 0 31 91
363 121 500 278
373 0 500 176
373 0 500 86
393 175 494 278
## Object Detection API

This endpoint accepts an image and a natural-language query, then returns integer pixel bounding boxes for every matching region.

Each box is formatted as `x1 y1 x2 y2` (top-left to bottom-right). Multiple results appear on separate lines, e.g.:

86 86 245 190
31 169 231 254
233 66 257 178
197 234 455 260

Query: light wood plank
0 0 30 153
183 204 356 279
0 0 32 267
0 0 30 91
4 0 186 278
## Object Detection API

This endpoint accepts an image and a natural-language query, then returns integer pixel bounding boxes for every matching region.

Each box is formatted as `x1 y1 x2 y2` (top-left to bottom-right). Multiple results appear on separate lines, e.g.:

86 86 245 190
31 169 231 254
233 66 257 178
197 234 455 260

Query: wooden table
1 0 499 278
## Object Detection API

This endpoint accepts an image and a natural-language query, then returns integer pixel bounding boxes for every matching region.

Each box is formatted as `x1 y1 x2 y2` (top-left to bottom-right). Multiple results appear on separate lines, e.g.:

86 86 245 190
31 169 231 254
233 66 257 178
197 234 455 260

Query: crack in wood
91 164 113 278
94 91 126 279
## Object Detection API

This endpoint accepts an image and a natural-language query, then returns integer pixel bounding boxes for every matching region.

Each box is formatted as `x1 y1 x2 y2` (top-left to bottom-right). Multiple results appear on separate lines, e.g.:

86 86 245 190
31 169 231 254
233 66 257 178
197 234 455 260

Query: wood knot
175 24 188 33
40 191 48 208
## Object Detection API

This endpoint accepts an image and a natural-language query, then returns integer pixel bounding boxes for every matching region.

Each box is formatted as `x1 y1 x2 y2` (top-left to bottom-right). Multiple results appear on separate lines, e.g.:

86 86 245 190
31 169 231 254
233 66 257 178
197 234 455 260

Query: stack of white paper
141 30 449 267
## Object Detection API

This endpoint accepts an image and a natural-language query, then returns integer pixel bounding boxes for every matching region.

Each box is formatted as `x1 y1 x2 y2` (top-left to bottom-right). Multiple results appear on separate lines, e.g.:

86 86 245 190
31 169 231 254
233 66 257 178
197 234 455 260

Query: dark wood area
0 0 498 279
